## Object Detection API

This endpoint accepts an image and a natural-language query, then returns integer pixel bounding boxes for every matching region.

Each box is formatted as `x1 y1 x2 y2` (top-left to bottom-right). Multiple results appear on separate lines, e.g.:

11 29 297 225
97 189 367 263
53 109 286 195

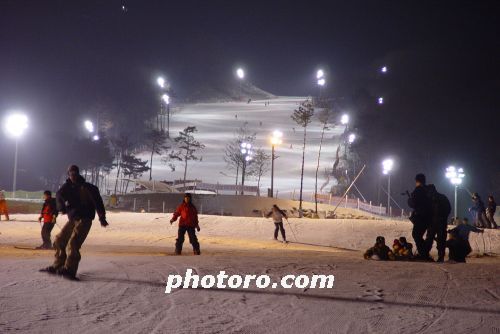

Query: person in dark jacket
364 236 395 260
424 184 451 262
486 195 498 229
407 173 433 261
170 193 201 255
470 193 488 228
37 190 58 249
40 165 108 280
446 220 483 262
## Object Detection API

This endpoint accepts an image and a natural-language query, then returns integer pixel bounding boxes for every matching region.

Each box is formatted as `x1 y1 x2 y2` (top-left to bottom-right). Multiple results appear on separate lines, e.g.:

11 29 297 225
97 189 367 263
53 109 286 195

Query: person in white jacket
266 204 288 243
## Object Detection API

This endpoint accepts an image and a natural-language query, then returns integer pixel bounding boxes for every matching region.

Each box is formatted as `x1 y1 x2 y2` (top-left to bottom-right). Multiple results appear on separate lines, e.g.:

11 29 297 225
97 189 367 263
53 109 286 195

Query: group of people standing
468 193 497 229
407 173 490 263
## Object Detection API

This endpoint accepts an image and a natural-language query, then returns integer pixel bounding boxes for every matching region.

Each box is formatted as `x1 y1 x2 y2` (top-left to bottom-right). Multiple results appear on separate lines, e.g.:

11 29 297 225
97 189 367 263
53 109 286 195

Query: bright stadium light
382 158 394 175
92 134 100 141
84 120 94 133
317 78 326 86
157 77 165 88
348 133 356 144
340 114 349 125
236 68 245 79
271 130 283 145
4 113 28 138
316 69 324 79
381 66 388 73
446 165 465 218
4 112 29 198
382 158 394 215
378 97 384 105
162 94 170 105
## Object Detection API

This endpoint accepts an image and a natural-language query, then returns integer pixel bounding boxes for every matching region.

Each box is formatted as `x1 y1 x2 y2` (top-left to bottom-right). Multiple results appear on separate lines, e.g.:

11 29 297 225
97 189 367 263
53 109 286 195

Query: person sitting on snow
446 220 483 263
364 236 395 260
392 238 412 260
398 237 414 258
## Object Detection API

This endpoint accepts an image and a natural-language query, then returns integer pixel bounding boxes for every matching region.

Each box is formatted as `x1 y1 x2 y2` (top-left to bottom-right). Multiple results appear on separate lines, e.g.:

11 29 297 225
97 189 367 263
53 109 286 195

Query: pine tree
291 100 314 217
169 126 205 188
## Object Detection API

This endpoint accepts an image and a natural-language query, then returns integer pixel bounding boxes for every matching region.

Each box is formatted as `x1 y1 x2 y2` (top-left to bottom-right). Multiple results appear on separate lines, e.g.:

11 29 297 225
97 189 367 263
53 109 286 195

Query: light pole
240 142 253 195
316 69 325 97
162 93 170 137
445 166 465 219
270 130 283 198
4 113 29 198
382 158 394 215
236 68 245 100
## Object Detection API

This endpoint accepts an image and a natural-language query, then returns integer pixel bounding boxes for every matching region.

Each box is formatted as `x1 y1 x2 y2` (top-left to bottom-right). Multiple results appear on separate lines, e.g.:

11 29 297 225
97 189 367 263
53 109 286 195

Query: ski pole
285 218 298 242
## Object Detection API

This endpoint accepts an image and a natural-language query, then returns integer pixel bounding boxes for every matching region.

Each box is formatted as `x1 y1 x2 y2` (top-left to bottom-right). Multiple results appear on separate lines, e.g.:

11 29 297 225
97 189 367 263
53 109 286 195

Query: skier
407 173 432 261
40 165 108 280
364 236 395 260
0 189 9 221
469 193 488 228
265 204 288 243
37 190 58 249
424 184 451 262
170 193 201 255
486 195 498 229
446 220 483 262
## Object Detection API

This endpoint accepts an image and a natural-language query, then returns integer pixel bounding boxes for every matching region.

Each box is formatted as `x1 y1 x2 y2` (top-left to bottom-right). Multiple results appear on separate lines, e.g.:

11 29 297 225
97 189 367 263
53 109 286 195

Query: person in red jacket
170 193 201 255
37 190 58 249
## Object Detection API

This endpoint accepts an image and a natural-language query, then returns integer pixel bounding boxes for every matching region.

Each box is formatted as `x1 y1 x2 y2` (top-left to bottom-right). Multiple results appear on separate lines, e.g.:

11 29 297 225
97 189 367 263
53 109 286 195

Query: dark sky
1 0 499 207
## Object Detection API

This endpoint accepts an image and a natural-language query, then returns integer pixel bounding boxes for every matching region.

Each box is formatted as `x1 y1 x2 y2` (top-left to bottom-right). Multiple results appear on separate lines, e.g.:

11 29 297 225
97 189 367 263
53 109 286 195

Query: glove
38 217 42 223
170 219 175 224
51 216 57 224
100 217 109 227
196 225 201 232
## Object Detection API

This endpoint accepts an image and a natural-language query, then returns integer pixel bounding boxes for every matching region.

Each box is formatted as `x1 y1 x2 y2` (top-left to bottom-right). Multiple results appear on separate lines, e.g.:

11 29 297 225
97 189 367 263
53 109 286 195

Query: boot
56 267 78 280
193 249 201 255
174 249 182 255
39 266 57 274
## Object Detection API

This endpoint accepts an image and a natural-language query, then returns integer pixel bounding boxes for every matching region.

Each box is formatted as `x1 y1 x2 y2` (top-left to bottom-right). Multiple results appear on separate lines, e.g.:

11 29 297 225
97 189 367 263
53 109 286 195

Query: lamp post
162 93 170 137
236 68 245 100
316 69 325 97
240 142 253 195
445 166 465 219
270 130 283 198
4 113 29 198
382 158 394 215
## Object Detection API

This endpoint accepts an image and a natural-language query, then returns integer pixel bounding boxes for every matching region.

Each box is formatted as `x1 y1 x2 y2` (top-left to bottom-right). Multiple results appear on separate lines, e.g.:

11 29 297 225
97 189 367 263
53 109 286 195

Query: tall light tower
4 113 29 198
162 93 170 137
236 68 245 100
240 142 253 195
382 158 394 215
445 166 465 219
316 69 325 97
270 130 283 198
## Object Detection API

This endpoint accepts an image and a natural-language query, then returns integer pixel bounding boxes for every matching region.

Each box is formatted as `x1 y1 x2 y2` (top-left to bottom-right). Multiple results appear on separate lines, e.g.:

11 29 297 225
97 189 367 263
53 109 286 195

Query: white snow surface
140 97 345 195
1 212 500 333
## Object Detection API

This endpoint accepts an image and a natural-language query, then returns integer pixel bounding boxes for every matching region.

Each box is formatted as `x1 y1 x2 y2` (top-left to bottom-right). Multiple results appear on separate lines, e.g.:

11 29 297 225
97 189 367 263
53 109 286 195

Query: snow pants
486 211 498 229
274 222 286 241
446 239 471 262
53 218 92 276
425 221 447 260
412 223 429 257
41 222 55 248
175 226 200 253
0 200 9 220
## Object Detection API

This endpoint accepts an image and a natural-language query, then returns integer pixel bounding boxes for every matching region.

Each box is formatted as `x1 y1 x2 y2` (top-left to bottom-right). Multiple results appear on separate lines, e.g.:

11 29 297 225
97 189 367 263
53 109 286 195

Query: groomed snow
1 212 499 333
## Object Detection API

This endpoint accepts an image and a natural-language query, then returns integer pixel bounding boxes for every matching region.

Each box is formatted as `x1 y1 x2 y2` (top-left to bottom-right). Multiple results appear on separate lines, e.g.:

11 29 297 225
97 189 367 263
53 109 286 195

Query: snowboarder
446 220 483 262
486 195 498 229
424 184 451 262
364 236 395 260
265 204 288 243
0 189 9 221
37 190 58 249
469 193 488 228
407 173 432 261
170 193 201 255
40 165 108 280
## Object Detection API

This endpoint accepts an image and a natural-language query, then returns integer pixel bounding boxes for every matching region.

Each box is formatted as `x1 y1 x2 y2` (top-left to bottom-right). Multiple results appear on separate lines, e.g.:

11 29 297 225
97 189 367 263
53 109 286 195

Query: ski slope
142 97 346 195
1 213 499 333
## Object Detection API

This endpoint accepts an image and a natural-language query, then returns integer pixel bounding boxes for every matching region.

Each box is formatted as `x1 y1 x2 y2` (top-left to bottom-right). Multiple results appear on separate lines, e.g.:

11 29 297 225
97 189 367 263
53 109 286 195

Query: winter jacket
408 185 432 226
471 198 486 214
427 185 451 227
56 176 106 221
266 207 288 223
448 224 482 242
171 202 199 227
40 198 58 223
364 244 395 260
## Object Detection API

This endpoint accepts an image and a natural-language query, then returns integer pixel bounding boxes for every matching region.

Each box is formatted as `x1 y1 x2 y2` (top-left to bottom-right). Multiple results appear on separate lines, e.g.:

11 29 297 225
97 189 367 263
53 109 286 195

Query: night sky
1 1 499 207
